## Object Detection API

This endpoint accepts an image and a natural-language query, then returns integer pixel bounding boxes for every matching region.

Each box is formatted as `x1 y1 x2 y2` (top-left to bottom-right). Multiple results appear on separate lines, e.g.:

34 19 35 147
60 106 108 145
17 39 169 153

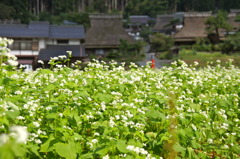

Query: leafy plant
0 38 240 158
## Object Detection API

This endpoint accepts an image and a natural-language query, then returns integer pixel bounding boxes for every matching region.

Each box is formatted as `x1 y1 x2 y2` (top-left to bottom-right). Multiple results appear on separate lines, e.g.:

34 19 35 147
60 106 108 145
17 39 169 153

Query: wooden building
173 12 211 45
84 14 135 56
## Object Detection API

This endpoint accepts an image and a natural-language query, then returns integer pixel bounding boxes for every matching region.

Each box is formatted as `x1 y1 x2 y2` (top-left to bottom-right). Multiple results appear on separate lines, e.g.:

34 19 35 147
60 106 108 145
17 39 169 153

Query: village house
0 21 85 70
84 14 135 56
152 14 175 35
173 11 240 45
173 12 212 45
127 15 150 34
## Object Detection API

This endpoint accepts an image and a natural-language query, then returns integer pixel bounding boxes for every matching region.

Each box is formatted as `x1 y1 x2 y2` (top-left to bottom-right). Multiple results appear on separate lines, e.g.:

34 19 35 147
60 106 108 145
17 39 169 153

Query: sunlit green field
0 59 239 159
179 49 240 68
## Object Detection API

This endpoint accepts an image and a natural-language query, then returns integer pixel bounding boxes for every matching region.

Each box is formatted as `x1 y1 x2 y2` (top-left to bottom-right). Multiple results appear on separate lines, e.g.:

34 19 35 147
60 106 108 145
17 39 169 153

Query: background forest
0 0 240 24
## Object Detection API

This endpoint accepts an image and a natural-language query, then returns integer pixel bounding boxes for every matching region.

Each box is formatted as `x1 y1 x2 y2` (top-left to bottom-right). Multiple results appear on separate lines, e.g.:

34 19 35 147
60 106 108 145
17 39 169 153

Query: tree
92 0 107 13
150 33 173 52
205 10 232 44
0 3 14 19
222 33 240 54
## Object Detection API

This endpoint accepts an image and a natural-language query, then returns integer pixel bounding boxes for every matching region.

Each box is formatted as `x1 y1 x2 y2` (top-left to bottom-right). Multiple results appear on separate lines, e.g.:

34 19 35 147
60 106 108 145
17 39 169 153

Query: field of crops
0 58 239 159
0 38 240 159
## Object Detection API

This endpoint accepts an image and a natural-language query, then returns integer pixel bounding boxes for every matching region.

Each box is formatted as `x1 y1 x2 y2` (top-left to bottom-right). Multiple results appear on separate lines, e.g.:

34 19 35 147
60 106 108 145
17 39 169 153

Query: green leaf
116 140 129 153
191 140 201 149
40 136 55 152
95 146 108 156
76 91 89 98
27 143 42 158
46 113 58 119
0 145 15 159
54 142 77 159
146 110 165 120
11 143 26 157
94 93 112 103
173 142 186 153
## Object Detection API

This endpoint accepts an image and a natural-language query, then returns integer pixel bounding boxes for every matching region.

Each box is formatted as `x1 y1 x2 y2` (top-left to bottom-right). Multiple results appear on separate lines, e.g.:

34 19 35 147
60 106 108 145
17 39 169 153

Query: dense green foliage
0 0 240 23
106 40 146 63
150 33 174 52
222 33 240 54
1 38 240 159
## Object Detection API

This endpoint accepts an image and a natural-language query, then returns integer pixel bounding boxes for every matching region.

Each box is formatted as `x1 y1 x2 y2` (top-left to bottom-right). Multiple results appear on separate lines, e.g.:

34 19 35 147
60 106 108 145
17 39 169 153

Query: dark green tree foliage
205 11 232 44
0 3 14 19
222 33 240 54
140 26 153 42
150 33 174 52
124 0 168 17
93 0 108 13
1 0 240 24
107 40 145 59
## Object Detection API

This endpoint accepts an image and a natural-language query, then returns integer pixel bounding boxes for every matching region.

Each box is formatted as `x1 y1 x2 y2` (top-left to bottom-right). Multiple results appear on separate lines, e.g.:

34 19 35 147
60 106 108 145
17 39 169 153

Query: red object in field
151 59 155 69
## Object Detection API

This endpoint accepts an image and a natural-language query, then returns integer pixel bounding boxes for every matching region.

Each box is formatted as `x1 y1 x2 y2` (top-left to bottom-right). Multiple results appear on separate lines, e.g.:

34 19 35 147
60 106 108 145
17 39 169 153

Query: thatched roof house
173 12 211 44
152 14 175 34
227 13 240 33
85 15 134 55
230 9 240 15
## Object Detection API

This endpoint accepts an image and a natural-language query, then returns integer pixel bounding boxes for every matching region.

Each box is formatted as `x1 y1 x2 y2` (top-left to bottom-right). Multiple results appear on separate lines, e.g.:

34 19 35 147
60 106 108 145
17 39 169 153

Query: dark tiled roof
49 25 85 39
38 45 85 61
0 21 85 39
0 24 48 38
129 15 150 24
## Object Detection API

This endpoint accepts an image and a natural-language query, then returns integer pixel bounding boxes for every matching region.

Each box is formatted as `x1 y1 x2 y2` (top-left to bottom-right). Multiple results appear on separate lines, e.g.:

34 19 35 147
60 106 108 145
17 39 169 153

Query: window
32 42 39 51
9 42 20 50
9 40 32 50
95 49 104 55
57 40 69 44
21 42 32 50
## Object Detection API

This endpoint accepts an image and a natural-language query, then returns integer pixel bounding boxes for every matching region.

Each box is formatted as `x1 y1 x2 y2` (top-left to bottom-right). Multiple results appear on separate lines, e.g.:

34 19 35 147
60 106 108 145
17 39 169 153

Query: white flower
207 138 213 144
38 60 44 64
35 139 42 144
126 145 135 151
223 145 229 149
92 139 98 144
33 122 40 128
102 154 109 159
109 119 115 127
58 55 67 59
94 132 100 136
46 107 52 110
10 126 28 143
191 124 197 131
0 134 9 145
59 113 63 117
16 116 25 120
66 51 72 56
15 90 22 95
7 59 18 66
101 102 106 111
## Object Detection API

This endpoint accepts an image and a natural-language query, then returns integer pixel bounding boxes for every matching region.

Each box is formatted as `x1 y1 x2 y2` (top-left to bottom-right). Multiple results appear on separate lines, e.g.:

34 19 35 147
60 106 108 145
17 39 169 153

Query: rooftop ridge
89 14 122 19
184 12 212 17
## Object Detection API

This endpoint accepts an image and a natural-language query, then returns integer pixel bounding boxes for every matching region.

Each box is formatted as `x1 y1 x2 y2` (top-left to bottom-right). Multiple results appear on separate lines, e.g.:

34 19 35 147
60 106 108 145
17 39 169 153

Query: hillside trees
0 0 240 24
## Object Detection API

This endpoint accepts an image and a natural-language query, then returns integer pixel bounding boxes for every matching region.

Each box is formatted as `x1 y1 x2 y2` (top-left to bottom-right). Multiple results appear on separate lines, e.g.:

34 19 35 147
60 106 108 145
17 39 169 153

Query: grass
178 49 240 67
